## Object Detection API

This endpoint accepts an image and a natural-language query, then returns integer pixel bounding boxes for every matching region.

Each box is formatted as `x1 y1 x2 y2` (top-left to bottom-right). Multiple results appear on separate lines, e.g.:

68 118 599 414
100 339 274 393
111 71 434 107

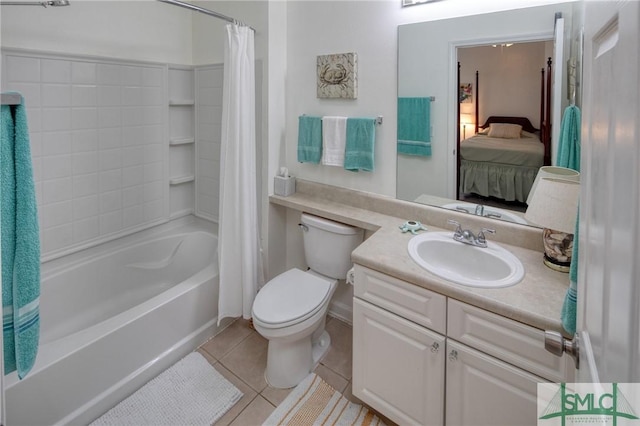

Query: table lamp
524 177 580 272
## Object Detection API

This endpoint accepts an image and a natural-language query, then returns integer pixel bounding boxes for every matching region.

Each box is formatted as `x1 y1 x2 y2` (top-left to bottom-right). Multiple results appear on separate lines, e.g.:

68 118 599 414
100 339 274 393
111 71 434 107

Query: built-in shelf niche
168 66 195 219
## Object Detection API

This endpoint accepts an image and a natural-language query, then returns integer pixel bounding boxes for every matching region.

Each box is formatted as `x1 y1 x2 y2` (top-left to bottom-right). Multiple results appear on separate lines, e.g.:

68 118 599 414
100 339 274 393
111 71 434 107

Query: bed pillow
488 123 522 139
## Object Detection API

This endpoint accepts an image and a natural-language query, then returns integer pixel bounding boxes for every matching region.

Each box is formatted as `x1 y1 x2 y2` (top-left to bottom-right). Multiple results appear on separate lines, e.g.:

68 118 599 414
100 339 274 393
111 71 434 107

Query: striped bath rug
263 373 386 426
90 352 242 426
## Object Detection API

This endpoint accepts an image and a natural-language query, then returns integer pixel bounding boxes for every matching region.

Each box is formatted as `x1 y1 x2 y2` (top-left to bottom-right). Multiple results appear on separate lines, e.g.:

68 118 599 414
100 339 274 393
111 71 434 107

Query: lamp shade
460 113 473 125
527 166 580 205
525 177 580 234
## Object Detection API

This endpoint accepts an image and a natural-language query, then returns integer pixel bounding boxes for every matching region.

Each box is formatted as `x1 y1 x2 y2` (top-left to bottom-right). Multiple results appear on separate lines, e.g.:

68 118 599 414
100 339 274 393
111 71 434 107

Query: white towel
321 116 347 167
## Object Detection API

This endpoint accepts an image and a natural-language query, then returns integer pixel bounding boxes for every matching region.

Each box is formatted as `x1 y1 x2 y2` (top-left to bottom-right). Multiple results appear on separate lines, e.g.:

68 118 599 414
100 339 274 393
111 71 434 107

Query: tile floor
197 315 366 425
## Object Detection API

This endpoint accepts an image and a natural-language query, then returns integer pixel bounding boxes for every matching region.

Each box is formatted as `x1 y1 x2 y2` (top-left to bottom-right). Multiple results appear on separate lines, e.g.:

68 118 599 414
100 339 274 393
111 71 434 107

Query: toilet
251 213 363 388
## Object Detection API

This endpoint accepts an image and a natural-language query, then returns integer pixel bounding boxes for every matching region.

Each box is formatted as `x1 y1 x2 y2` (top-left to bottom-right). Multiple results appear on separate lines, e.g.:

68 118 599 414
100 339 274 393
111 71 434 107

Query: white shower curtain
217 24 264 324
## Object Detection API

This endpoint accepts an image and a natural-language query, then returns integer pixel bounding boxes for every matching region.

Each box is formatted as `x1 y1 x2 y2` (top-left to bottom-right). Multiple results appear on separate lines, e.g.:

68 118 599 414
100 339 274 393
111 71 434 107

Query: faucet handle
477 227 496 244
447 219 463 236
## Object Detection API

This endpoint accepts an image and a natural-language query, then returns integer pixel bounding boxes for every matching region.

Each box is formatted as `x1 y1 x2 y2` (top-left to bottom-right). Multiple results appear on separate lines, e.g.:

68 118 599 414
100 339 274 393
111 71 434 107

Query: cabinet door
445 340 545 426
353 298 445 426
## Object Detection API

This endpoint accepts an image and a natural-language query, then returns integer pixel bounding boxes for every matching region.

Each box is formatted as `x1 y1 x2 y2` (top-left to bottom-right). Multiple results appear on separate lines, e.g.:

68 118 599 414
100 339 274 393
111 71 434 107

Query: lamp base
543 253 571 273
541 228 573 273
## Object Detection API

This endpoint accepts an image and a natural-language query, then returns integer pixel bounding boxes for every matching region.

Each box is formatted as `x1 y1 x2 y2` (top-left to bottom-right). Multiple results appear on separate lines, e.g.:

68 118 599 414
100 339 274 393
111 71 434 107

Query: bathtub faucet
474 204 485 216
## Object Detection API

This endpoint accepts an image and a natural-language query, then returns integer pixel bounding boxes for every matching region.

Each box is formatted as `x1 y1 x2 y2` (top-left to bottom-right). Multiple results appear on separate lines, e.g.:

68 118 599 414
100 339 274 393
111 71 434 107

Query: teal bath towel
344 118 376 172
1 94 40 379
297 115 323 163
561 214 579 335
557 106 581 335
397 97 431 157
557 105 581 172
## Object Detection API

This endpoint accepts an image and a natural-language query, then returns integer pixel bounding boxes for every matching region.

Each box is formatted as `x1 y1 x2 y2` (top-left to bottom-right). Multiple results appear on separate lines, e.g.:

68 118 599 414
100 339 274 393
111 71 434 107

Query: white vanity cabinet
352 265 574 426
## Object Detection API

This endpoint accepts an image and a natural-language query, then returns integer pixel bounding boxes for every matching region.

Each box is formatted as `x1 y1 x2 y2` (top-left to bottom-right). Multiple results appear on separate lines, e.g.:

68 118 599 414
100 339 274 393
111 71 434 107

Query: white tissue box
274 176 296 196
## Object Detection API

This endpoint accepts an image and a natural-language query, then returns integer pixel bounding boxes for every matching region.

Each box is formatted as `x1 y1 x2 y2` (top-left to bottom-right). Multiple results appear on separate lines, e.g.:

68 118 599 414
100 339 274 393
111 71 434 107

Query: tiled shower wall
195 65 224 222
2 50 168 260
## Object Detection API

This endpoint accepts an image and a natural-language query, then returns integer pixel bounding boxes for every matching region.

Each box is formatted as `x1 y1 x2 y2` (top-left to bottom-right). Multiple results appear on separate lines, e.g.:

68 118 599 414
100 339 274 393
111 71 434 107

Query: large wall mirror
397 2 581 228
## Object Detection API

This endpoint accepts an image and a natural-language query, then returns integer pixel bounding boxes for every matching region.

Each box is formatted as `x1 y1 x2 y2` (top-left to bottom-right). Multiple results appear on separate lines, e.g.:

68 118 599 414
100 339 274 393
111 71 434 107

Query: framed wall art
459 83 473 103
317 52 358 99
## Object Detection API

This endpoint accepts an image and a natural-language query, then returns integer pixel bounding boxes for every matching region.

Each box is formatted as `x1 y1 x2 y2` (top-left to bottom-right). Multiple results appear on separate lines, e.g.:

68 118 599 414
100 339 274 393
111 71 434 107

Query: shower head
0 0 70 6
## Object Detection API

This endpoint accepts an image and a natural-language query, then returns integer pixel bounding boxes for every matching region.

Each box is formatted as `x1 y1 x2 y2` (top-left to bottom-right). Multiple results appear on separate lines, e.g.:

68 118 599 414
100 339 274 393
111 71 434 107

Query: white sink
407 232 524 288
442 203 528 225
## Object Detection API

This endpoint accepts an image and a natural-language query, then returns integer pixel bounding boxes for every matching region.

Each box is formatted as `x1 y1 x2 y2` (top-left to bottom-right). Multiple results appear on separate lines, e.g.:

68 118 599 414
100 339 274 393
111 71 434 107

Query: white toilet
251 213 363 388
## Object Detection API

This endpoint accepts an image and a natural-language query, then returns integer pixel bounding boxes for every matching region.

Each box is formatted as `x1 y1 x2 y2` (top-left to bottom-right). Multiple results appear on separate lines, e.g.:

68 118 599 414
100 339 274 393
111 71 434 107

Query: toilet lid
253 268 332 326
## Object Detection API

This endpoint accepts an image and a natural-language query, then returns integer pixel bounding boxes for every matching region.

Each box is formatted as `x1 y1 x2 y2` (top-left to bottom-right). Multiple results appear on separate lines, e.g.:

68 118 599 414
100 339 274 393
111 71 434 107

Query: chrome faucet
447 219 496 248
474 204 485 216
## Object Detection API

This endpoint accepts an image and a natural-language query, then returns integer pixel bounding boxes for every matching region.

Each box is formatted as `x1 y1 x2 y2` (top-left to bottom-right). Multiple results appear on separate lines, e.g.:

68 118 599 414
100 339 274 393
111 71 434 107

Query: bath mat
90 352 242 426
263 373 386 426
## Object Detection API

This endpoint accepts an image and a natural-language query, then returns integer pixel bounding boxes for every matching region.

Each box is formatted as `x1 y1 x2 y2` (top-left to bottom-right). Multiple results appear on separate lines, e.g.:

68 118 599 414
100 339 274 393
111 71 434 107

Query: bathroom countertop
270 183 571 337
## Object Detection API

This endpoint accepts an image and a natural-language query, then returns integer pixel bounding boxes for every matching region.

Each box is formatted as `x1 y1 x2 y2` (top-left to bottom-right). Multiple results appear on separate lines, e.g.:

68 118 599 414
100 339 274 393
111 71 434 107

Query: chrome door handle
544 331 579 369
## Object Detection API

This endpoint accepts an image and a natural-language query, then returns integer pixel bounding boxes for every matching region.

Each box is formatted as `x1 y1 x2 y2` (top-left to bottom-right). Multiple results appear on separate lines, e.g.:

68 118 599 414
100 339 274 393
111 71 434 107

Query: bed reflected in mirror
396 2 578 227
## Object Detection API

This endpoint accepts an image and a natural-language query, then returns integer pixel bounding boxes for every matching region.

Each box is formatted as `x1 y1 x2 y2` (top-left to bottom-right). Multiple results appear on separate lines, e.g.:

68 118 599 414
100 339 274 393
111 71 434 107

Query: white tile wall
195 65 223 222
2 51 168 259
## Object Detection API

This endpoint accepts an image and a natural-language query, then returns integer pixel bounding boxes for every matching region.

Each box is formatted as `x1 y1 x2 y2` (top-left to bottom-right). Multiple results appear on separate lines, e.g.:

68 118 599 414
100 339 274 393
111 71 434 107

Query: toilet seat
253 268 333 329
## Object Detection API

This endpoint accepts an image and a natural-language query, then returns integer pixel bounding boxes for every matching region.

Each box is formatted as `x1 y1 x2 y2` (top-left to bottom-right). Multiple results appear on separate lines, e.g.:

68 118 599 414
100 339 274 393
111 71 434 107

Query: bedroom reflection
396 3 577 228
456 41 553 219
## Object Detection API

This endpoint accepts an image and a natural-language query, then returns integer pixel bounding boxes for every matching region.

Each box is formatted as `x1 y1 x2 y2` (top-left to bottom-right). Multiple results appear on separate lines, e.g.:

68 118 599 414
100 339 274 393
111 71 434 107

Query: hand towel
321 116 347 167
1 94 40 379
344 117 376 172
297 115 323 163
398 97 432 157
561 211 579 335
557 106 580 335
557 105 581 172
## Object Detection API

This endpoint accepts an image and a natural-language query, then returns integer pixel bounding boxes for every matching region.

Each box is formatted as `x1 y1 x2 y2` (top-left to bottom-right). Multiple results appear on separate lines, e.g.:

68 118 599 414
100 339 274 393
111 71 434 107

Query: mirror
397 2 579 227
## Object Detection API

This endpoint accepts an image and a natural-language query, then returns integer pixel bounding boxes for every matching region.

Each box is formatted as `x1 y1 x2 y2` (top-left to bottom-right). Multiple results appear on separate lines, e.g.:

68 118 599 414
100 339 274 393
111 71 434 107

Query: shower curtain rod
157 0 254 31
0 0 69 7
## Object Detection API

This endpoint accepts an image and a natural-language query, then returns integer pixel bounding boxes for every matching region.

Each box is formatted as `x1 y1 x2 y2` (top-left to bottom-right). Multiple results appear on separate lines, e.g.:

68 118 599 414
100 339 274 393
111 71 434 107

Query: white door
578 0 640 382
550 16 564 166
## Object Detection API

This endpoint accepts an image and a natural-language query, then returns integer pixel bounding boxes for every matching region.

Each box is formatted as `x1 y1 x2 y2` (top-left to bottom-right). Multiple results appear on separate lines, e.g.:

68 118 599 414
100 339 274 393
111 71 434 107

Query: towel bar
301 114 383 125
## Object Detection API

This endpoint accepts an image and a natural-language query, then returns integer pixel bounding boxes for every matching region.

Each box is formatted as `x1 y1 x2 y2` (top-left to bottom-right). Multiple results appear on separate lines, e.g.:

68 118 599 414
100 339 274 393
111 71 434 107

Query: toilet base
264 330 332 389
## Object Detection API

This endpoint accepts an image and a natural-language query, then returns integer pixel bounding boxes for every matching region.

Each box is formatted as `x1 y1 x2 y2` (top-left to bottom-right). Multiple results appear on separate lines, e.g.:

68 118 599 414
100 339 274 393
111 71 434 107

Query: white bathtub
4 217 224 426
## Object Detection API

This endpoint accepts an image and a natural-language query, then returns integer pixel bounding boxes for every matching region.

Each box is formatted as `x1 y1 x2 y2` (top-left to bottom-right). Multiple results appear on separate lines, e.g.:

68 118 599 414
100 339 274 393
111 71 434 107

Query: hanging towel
1 94 40 379
397 97 432 157
556 105 581 172
297 115 323 163
561 213 579 335
344 117 376 172
321 116 347 167
557 106 581 335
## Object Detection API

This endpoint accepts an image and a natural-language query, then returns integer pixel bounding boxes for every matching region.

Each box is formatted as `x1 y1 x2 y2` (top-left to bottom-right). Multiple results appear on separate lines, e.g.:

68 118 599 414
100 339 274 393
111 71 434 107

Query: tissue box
274 176 296 196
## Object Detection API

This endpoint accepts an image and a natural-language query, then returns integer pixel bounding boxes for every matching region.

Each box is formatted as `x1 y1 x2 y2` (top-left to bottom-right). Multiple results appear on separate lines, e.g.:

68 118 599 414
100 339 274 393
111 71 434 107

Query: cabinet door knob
449 350 458 361
431 342 439 353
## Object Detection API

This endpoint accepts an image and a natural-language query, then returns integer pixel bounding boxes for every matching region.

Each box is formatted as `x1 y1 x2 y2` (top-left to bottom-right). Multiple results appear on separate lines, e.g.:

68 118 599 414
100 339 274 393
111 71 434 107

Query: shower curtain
217 24 264 324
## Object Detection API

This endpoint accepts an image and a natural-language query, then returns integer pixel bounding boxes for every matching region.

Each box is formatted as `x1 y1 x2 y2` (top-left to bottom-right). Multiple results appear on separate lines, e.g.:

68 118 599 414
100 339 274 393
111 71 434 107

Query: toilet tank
300 213 364 279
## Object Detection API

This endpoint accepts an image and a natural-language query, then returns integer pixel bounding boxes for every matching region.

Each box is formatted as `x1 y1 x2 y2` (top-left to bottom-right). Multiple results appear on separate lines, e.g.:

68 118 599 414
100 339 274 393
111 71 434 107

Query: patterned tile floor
198 316 367 425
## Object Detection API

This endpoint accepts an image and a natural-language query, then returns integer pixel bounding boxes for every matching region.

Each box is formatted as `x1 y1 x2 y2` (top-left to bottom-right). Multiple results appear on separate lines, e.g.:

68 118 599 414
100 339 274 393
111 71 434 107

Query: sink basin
442 203 528 225
407 232 524 288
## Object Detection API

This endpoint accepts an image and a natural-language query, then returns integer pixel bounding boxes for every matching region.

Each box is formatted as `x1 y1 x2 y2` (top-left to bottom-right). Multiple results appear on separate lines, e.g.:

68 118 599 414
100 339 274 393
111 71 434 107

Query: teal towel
557 106 580 335
561 212 579 335
557 105 581 172
297 115 323 163
344 118 376 172
1 94 40 379
398 97 431 157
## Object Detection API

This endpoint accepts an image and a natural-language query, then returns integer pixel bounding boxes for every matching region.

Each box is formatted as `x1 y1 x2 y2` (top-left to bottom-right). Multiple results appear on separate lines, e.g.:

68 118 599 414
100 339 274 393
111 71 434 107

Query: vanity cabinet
352 265 574 426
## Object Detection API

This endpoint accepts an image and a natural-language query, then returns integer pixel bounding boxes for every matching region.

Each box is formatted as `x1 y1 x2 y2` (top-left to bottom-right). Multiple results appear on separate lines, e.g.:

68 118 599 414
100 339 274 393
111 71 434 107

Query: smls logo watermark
538 383 640 425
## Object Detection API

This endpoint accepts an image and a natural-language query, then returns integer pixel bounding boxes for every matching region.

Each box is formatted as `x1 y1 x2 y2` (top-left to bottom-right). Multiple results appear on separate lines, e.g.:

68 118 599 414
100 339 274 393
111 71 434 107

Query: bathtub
4 216 224 426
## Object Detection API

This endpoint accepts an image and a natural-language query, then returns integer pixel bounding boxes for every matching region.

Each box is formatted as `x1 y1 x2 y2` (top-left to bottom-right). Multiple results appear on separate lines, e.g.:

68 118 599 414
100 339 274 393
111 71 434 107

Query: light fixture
460 113 473 139
525 177 580 272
